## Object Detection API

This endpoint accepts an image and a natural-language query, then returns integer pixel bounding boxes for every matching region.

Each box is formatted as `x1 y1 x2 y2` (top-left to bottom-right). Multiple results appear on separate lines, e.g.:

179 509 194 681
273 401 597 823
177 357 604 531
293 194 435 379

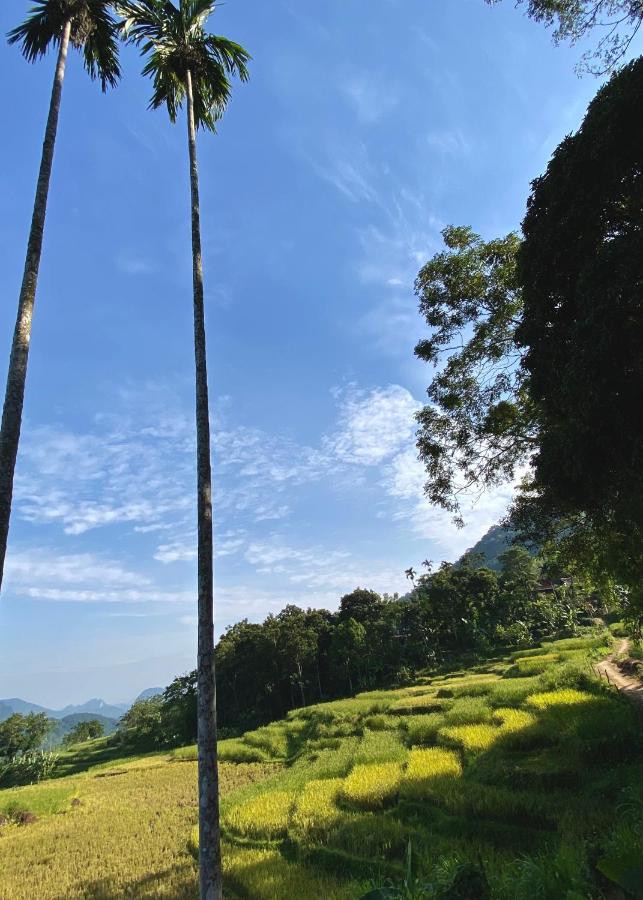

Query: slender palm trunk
185 69 222 900
0 20 71 592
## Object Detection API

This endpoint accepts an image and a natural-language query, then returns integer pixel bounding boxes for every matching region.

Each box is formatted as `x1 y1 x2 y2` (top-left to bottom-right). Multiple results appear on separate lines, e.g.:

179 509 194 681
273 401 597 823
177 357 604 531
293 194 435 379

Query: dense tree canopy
63 719 104 746
0 713 52 758
517 56 643 603
415 59 643 606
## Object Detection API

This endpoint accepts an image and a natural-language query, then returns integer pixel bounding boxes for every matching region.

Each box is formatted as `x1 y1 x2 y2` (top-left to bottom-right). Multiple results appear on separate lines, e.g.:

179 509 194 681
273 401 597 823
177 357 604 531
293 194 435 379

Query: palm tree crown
8 0 121 90
119 0 250 129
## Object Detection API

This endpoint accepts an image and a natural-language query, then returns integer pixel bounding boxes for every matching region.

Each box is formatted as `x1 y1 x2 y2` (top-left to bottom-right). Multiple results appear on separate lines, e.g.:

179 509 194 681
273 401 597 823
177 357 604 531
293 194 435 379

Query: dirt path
594 638 643 705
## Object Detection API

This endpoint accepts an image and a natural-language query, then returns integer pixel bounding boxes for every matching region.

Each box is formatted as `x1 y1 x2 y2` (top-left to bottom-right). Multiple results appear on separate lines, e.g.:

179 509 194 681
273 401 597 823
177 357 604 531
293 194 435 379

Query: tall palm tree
118 3 249 897
1 1 121 590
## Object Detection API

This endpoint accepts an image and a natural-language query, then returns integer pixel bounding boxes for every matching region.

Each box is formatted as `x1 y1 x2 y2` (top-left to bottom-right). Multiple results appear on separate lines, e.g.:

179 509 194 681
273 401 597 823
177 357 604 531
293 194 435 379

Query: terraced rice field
1 630 641 898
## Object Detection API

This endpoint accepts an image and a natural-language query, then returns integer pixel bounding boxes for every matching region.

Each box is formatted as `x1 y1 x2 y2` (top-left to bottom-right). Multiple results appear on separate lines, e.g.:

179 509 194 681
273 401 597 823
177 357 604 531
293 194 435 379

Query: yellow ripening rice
492 708 537 732
291 778 343 833
341 763 402 810
223 791 295 839
223 845 354 900
526 689 596 710
402 747 462 799
438 723 500 752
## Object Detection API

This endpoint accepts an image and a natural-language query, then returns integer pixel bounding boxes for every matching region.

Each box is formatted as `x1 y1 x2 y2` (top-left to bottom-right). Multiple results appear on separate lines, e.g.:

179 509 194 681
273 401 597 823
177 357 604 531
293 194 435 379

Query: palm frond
7 1 60 61
119 0 250 131
206 35 250 81
83 0 121 90
8 0 120 89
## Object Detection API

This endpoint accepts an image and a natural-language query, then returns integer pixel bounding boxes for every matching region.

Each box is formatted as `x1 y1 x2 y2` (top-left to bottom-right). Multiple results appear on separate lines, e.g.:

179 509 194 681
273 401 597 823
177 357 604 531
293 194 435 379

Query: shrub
0 751 58 787
341 763 402 810
223 790 295 839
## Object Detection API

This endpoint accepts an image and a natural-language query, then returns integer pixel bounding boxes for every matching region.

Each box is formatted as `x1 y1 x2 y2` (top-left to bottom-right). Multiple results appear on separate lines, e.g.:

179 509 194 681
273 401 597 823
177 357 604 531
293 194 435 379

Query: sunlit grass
224 790 295 839
0 761 274 899
492 708 537 732
526 689 596 710
402 747 462 799
291 778 344 833
439 723 501 752
341 763 402 810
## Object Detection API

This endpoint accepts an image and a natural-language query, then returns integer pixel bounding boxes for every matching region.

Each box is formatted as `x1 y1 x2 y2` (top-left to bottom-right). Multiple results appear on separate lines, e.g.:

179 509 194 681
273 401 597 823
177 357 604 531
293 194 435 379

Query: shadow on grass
54 738 165 779
66 862 197 900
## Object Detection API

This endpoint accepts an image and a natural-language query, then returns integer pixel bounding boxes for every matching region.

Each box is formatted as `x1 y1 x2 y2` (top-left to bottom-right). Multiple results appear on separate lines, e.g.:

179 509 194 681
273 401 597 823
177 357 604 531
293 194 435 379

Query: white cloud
4 548 193 604
327 384 421 466
383 446 522 559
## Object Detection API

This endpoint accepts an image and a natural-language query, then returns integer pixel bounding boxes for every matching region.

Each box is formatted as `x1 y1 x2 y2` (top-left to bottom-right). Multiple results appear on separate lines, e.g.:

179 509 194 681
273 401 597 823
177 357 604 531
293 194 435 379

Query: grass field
1 628 642 898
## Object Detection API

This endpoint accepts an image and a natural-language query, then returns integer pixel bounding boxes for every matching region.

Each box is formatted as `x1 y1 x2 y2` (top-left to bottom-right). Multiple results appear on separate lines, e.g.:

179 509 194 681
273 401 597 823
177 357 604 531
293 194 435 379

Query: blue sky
0 0 619 707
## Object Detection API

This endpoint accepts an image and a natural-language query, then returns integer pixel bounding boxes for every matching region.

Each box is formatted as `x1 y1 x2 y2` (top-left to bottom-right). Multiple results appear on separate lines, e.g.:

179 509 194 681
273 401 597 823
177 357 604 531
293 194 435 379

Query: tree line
118 544 605 748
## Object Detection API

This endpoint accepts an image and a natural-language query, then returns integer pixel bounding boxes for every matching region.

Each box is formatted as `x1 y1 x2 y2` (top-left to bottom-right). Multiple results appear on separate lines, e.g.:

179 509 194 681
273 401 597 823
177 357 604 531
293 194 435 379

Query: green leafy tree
414 226 535 525
0 1 120 591
118 4 250 896
275 605 319 708
0 712 53 757
118 696 163 744
162 673 198 745
331 618 366 694
338 588 387 626
63 718 104 746
485 0 643 72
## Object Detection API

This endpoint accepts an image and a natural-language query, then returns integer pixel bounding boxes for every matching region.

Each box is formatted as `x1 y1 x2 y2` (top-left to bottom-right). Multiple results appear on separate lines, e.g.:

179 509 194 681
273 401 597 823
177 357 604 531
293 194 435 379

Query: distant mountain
56 699 128 719
0 698 53 719
44 713 119 749
0 697 128 722
135 687 164 702
459 524 518 571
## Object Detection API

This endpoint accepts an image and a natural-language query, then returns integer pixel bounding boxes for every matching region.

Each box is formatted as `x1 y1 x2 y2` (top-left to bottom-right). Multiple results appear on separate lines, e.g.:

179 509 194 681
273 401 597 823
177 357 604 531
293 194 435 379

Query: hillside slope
0 630 641 899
